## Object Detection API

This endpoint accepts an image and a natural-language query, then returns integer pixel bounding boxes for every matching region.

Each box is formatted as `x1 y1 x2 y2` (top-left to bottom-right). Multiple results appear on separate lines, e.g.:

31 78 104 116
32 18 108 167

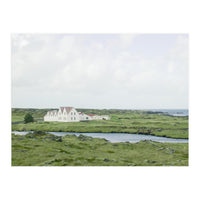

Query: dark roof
60 107 73 114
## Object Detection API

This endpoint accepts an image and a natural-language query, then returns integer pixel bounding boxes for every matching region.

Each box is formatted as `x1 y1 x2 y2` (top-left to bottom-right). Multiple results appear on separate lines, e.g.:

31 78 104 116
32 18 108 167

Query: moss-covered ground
12 131 188 166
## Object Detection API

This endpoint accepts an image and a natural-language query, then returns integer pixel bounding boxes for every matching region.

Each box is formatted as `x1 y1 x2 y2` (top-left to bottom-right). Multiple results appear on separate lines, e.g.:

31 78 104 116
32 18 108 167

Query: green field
12 108 52 122
12 108 189 139
12 132 188 166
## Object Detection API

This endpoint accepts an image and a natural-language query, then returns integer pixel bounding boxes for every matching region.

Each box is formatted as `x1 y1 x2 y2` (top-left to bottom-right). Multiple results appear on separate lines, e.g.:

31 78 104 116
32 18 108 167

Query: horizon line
11 107 189 110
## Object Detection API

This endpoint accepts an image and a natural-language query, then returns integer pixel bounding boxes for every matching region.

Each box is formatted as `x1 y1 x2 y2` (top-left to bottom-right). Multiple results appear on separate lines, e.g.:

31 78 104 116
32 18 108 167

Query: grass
12 108 189 139
12 132 188 166
12 115 24 122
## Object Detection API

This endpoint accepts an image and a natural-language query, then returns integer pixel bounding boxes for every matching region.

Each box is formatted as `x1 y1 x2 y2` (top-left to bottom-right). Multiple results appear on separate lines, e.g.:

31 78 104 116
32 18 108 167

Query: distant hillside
12 108 57 119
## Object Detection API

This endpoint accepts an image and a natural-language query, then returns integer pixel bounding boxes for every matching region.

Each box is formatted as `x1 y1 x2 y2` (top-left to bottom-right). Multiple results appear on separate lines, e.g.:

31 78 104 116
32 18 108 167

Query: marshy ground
12 108 188 139
11 108 188 166
12 132 188 166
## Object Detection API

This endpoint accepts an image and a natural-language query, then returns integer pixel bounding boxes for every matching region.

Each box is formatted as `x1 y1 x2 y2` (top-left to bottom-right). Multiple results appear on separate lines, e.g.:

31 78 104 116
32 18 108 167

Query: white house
78 112 91 120
44 107 110 122
44 107 80 122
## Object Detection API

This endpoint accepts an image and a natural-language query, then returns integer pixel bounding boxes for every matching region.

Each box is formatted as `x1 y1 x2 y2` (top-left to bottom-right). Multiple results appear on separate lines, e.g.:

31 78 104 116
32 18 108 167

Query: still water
12 131 188 143
142 109 188 116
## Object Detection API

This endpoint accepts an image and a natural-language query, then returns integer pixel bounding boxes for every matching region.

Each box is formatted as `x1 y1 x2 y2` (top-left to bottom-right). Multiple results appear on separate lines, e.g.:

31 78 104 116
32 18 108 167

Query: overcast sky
11 34 188 109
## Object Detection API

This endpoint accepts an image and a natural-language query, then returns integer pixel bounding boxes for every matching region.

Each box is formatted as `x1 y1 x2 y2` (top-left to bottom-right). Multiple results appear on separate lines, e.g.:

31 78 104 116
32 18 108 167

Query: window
71 112 73 115
71 117 73 120
74 117 76 120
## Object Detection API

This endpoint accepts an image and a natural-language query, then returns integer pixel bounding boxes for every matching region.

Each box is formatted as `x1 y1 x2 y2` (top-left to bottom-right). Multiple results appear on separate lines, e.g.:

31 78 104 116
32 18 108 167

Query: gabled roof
60 107 73 114
53 110 58 115
47 110 58 115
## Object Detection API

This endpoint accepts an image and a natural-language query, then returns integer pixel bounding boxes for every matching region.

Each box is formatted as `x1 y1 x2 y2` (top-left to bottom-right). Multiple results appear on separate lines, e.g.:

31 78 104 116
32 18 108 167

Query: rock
145 160 156 163
78 134 93 141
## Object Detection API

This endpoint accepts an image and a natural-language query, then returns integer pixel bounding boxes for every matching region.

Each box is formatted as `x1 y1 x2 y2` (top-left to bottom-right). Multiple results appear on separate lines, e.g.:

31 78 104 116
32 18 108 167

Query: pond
12 131 188 143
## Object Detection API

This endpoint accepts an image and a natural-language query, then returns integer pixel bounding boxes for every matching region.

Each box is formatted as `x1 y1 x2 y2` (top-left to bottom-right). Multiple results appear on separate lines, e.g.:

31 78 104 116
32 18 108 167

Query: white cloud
118 34 138 49
12 34 188 109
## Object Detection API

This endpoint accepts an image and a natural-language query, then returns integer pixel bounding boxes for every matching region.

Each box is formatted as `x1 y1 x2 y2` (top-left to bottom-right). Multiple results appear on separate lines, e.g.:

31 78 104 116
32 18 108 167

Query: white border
1 0 200 200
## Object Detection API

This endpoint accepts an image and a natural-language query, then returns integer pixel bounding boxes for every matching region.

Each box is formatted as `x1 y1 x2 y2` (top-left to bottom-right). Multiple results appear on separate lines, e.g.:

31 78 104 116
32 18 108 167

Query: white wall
67 108 80 122
44 108 110 122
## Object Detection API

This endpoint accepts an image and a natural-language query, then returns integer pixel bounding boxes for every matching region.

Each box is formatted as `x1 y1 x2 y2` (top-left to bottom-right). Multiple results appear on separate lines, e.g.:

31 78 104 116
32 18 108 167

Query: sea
141 109 188 116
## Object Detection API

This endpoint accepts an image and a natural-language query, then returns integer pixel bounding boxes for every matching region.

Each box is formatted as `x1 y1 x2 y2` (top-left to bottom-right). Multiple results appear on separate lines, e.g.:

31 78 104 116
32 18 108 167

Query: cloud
12 34 188 109
118 34 138 49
